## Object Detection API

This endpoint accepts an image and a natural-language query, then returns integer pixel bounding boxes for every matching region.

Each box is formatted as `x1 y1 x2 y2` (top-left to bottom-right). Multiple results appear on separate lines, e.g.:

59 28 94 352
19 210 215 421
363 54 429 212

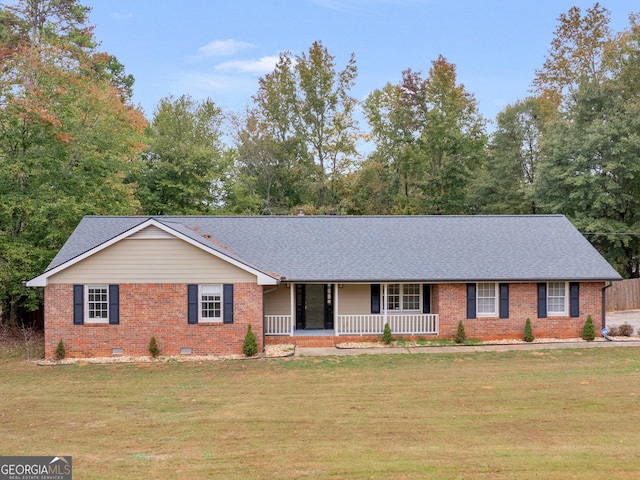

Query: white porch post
334 284 339 335
290 283 295 336
383 283 388 328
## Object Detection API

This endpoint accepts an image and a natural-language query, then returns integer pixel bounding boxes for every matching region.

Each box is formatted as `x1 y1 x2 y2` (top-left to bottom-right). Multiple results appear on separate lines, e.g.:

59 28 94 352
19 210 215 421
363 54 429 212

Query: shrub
607 325 620 336
149 336 160 358
523 318 534 342
619 323 635 337
382 322 393 344
455 321 466 344
243 324 258 356
582 315 595 341
55 339 66 360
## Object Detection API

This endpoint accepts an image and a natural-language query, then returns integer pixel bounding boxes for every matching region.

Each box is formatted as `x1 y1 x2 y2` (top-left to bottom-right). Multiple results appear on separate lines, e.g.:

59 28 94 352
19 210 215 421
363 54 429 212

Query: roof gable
26 218 279 286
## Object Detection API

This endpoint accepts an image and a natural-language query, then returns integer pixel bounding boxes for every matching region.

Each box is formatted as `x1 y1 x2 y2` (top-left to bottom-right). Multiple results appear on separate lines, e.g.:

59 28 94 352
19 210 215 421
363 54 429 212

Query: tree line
1 0 639 325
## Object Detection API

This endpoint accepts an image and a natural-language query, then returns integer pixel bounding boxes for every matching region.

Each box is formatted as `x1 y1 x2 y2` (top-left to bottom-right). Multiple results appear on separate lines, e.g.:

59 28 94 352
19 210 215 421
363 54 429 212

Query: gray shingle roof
44 214 621 283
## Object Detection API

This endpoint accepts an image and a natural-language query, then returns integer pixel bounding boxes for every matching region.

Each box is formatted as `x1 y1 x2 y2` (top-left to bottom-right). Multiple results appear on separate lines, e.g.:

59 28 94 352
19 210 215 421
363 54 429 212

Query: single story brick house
26 215 621 358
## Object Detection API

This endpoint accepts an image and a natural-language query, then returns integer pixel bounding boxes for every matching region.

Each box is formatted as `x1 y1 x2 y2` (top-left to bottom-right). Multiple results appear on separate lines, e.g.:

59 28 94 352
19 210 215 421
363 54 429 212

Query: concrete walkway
295 340 640 357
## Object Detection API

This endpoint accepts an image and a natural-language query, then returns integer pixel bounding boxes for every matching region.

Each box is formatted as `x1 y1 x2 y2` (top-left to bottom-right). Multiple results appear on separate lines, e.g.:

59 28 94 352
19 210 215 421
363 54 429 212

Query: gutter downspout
601 281 613 331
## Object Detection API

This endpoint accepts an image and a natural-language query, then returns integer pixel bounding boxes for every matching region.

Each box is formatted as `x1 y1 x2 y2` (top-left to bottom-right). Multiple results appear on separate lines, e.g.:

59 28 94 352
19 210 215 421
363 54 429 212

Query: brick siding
45 281 607 357
44 283 263 358
436 282 605 340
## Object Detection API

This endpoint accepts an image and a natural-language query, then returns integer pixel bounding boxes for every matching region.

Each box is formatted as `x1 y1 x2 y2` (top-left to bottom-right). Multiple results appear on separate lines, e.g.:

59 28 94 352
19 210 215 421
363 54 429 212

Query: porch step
266 335 380 348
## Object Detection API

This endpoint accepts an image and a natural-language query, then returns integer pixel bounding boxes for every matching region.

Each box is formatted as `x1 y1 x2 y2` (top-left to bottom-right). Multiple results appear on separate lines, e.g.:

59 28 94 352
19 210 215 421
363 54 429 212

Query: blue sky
85 0 633 125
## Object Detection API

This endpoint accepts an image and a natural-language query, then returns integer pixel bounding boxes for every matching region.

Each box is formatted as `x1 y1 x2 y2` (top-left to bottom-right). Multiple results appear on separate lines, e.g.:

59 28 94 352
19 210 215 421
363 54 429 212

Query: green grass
2 338 640 479
394 337 482 347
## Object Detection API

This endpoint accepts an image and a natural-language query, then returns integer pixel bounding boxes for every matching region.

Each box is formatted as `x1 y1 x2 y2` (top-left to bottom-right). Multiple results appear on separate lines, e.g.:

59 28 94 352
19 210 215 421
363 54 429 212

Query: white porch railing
265 313 439 336
336 314 438 336
265 315 293 335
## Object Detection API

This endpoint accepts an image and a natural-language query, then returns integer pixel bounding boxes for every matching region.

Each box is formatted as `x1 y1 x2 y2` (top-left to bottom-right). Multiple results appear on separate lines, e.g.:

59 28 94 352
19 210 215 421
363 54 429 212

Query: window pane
387 284 400 310
477 283 496 315
402 283 421 310
201 285 222 319
548 282 566 313
87 286 109 320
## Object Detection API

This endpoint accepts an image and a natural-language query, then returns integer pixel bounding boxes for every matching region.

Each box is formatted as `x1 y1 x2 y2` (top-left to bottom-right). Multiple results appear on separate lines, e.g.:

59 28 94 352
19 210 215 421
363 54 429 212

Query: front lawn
1 338 639 479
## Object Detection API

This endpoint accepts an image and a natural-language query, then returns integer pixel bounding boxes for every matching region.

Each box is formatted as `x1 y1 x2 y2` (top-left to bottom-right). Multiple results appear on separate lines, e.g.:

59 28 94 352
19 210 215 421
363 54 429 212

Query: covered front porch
264 283 439 337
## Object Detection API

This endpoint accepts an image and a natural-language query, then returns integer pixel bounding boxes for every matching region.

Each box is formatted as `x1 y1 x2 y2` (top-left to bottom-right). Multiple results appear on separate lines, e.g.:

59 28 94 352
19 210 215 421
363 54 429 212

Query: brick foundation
44 283 263 358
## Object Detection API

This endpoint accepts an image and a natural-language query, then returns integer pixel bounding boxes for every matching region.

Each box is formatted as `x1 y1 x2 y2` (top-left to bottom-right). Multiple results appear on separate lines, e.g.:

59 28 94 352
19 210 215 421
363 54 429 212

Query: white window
200 285 222 322
547 282 567 315
387 284 421 312
402 283 421 310
476 283 497 316
387 284 400 310
86 285 109 323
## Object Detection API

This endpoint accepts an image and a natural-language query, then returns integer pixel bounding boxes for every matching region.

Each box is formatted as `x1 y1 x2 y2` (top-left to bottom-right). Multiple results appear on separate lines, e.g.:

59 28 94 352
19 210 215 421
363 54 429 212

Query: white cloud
172 72 256 93
198 39 254 57
110 12 133 19
215 56 280 74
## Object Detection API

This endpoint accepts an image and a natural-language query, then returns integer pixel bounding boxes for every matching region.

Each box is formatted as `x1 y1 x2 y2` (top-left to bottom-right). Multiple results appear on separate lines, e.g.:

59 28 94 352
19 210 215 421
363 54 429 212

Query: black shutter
187 284 198 324
537 283 547 318
73 285 84 325
223 284 234 324
108 284 120 325
499 283 509 319
466 283 476 319
371 284 381 314
569 282 580 318
423 284 431 314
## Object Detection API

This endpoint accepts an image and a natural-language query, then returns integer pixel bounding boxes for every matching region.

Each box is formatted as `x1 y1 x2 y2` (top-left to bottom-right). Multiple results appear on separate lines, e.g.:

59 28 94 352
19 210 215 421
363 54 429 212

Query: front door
295 284 334 330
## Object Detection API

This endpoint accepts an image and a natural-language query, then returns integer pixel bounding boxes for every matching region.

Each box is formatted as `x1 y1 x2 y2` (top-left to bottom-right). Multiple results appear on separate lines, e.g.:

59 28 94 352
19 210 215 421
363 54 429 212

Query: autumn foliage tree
358 56 486 214
532 2 616 108
0 0 146 325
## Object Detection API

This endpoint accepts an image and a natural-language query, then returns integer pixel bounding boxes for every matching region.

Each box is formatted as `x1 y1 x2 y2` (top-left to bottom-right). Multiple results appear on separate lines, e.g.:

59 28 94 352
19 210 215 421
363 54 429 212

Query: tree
582 315 596 341
523 318 534 343
359 70 427 214
295 41 359 208
243 324 258 356
0 2 146 325
360 57 486 215
135 95 228 215
232 54 316 214
455 320 466 344
233 41 359 213
470 97 550 214
418 56 486 214
532 3 615 108
3 0 93 48
534 74 640 276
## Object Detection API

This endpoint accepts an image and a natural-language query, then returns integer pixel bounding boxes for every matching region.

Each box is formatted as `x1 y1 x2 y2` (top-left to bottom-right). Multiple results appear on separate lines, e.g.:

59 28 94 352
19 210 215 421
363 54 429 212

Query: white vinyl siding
336 284 371 315
86 285 108 323
264 284 291 315
48 238 257 284
476 283 497 316
547 282 567 315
